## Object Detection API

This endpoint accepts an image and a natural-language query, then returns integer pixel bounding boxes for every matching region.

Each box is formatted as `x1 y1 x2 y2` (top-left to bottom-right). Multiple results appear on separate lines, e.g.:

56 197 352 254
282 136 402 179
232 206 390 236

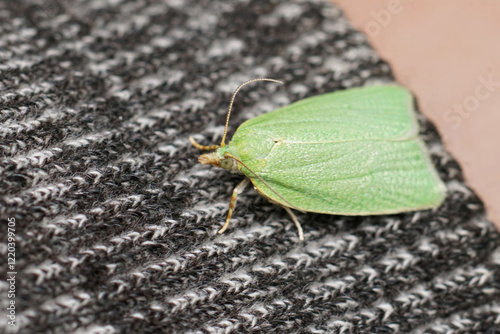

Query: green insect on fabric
193 82 446 239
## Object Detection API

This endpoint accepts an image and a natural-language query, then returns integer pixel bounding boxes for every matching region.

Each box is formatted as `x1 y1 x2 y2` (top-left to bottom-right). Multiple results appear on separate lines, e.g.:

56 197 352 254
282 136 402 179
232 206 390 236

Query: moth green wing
247 138 446 215
226 85 445 215
234 85 419 143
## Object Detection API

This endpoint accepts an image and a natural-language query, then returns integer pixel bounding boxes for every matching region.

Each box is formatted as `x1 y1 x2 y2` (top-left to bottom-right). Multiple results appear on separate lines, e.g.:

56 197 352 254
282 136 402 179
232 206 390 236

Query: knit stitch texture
1 0 499 333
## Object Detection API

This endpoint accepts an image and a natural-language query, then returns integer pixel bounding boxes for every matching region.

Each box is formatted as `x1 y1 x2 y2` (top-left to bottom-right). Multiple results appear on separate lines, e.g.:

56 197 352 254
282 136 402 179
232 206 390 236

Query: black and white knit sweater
0 0 499 333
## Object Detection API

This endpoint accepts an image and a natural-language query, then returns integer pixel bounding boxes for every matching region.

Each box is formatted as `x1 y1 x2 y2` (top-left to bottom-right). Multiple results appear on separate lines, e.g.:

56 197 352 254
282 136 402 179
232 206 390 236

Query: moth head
190 79 283 176
198 149 240 174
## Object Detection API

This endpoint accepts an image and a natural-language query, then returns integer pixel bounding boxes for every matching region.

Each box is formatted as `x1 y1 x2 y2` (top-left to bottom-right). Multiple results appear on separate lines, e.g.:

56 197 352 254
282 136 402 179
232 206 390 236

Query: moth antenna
220 78 284 147
189 136 219 151
224 153 304 213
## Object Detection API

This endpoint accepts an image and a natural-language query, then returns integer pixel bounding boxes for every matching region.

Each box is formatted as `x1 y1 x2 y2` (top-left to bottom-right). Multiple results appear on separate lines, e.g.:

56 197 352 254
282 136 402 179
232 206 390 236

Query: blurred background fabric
0 0 499 333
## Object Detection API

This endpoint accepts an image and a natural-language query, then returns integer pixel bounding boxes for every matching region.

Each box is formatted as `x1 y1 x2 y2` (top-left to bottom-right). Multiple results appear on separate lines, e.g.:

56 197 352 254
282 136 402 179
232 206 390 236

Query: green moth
191 79 446 240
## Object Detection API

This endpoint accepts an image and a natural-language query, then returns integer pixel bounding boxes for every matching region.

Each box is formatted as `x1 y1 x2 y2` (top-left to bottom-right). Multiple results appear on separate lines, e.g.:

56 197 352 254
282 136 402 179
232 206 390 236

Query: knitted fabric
1 0 499 333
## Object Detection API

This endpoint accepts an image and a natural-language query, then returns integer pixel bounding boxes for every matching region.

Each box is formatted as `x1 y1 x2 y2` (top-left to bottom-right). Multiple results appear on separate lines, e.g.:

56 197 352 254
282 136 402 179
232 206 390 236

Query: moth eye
221 158 234 170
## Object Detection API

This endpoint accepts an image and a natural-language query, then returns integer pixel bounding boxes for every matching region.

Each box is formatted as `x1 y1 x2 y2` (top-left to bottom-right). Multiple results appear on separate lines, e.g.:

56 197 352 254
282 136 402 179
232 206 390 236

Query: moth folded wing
236 85 419 144
246 138 446 216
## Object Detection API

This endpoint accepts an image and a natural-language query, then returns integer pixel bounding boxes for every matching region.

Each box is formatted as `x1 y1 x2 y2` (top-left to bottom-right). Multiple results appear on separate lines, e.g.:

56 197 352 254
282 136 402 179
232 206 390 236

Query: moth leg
189 136 219 151
283 206 304 241
219 178 251 235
